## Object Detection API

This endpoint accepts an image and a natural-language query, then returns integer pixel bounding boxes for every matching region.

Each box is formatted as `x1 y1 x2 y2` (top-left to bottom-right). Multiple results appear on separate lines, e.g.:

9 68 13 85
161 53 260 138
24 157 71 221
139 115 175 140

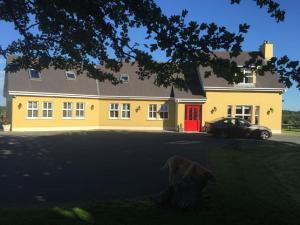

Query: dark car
205 117 272 140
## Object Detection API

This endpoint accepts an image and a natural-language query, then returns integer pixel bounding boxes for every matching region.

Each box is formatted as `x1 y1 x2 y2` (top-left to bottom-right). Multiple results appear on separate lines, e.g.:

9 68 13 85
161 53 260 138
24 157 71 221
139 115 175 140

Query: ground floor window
148 104 157 119
76 102 85 118
235 105 252 122
63 102 72 118
42 102 52 118
121 104 130 119
255 106 260 125
227 105 232 117
159 104 169 120
27 101 38 118
109 103 119 118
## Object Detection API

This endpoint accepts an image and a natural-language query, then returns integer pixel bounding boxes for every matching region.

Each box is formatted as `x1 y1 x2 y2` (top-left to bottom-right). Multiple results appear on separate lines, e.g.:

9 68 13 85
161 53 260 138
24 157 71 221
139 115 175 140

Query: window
121 104 130 119
235 105 252 122
227 105 232 117
120 74 129 83
63 102 72 118
241 68 254 84
66 71 76 80
29 69 41 79
148 104 157 119
159 104 169 119
255 106 260 125
42 102 53 118
109 103 119 118
27 101 38 118
76 102 85 118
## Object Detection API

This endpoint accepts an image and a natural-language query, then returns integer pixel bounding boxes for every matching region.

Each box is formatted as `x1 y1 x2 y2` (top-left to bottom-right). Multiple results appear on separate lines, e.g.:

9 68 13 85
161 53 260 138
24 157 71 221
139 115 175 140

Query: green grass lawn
283 128 300 136
1 140 300 225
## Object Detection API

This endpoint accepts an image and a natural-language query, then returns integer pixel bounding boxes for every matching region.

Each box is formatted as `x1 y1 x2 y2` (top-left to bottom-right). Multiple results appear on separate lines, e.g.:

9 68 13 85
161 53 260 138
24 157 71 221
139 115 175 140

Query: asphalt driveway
0 130 298 206
0 131 213 206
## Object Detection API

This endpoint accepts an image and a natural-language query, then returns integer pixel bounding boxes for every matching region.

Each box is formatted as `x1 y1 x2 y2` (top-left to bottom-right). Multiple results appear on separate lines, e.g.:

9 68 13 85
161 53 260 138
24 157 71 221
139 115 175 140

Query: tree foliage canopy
0 0 299 89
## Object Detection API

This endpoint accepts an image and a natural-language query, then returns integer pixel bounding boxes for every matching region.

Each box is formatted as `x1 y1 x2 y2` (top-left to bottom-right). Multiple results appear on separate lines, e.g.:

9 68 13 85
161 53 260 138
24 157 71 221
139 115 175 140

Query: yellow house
3 41 285 133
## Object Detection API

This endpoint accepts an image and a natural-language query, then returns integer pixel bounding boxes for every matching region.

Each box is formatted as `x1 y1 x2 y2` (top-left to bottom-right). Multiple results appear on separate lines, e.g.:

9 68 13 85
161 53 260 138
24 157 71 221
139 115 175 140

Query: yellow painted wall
98 99 175 129
175 102 186 131
11 96 176 131
202 91 282 133
11 96 101 130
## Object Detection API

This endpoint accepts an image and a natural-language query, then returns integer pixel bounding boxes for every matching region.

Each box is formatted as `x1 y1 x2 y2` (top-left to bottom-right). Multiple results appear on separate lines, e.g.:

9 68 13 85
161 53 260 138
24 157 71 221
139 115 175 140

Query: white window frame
66 71 76 80
109 103 119 119
241 69 254 84
159 104 169 120
62 102 72 119
148 104 157 119
76 102 85 118
255 106 260 125
27 101 38 119
121 103 130 119
42 102 53 119
235 105 252 122
28 69 41 80
120 74 129 83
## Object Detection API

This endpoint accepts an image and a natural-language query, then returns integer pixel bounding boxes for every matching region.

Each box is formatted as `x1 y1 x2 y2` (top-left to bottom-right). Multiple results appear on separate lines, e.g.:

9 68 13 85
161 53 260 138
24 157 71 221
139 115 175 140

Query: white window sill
147 118 158 120
62 117 72 120
120 117 131 120
26 117 39 120
109 117 119 120
41 117 53 120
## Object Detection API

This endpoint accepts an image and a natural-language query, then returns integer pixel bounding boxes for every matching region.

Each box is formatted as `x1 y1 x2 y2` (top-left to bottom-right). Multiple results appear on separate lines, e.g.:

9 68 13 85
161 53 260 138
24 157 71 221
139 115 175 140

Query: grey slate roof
4 58 205 99
6 67 99 96
97 63 205 99
199 52 285 89
4 52 285 99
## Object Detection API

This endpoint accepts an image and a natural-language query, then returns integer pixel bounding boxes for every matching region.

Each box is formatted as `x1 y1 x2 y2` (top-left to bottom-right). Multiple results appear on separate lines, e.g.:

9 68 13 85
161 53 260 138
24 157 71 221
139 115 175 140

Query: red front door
184 105 202 132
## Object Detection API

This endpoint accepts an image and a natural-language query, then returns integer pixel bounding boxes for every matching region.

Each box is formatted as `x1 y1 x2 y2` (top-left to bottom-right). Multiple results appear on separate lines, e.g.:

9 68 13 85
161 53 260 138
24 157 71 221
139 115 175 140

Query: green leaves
0 0 298 90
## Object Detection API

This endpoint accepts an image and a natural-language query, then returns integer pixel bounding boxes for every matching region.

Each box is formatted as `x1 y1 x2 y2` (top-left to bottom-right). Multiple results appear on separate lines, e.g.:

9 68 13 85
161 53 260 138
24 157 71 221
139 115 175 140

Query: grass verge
282 128 300 136
0 140 299 225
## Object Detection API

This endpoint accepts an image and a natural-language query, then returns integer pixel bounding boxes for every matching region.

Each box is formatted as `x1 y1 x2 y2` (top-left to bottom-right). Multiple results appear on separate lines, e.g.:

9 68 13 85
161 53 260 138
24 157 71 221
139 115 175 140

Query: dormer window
120 74 129 83
235 68 255 87
66 71 76 80
29 69 41 80
242 69 254 84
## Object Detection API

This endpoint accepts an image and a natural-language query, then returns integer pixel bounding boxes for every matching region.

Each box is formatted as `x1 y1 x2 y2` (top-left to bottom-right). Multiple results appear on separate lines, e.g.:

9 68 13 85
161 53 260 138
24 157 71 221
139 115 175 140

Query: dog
162 155 215 186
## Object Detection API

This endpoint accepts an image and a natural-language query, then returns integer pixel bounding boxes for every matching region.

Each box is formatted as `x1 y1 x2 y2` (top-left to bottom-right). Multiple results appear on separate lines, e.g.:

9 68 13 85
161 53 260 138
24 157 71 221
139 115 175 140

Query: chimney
261 40 273 60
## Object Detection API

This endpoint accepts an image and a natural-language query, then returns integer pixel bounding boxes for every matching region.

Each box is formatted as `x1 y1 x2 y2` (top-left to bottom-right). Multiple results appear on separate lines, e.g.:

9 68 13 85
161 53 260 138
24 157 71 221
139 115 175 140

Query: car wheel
260 130 270 140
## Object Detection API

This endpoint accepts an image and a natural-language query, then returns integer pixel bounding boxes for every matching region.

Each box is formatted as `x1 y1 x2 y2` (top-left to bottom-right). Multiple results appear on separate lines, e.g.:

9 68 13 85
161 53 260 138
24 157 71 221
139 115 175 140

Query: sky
0 0 299 110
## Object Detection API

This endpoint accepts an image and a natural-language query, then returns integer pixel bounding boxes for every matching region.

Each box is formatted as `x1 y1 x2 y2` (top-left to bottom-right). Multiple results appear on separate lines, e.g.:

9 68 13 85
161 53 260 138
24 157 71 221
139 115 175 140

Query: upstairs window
120 74 129 83
243 69 254 84
29 69 41 80
66 71 76 80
